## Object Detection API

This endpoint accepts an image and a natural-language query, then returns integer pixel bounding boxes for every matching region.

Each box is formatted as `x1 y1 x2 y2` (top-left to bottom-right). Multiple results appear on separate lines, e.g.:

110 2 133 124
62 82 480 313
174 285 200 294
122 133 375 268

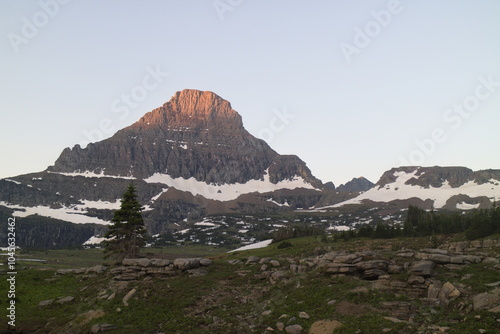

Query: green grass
1 234 498 333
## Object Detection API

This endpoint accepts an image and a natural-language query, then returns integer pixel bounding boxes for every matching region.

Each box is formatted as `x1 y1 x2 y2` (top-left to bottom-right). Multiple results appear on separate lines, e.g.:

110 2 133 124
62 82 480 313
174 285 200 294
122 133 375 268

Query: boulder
408 260 435 277
173 258 200 271
199 258 212 266
472 293 500 311
285 324 303 334
56 296 75 304
246 256 260 264
309 320 343 334
85 265 107 274
137 258 151 267
325 263 356 275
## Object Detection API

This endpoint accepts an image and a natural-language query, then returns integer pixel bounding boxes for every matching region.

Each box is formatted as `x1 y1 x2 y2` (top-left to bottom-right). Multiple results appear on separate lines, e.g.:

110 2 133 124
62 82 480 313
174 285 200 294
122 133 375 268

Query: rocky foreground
7 236 500 333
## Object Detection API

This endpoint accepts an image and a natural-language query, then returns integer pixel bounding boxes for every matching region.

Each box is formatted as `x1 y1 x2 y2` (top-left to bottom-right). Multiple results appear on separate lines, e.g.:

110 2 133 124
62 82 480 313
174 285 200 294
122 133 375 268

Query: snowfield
228 239 273 253
319 169 500 210
144 169 316 201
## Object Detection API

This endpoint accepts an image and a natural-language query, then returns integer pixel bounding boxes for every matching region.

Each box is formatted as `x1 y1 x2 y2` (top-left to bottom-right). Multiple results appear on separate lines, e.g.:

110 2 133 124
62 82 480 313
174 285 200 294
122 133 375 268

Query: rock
270 271 288 285
85 265 107 274
173 258 200 270
421 248 448 255
327 300 337 305
482 257 499 264
122 288 137 306
462 255 481 264
472 293 500 311
298 311 310 319
276 322 285 331
247 256 260 264
383 317 406 323
285 324 303 334
387 264 403 274
199 258 212 266
137 258 151 267
363 269 387 280
325 263 356 275
270 260 281 267
333 254 359 264
309 320 343 334
56 296 75 304
262 310 272 316
122 258 140 266
91 324 117 333
38 299 54 307
488 305 500 313
260 257 272 264
408 260 435 277
228 259 241 265
261 264 269 271
428 281 443 299
427 254 452 264
408 276 425 284
107 293 116 300
186 268 208 276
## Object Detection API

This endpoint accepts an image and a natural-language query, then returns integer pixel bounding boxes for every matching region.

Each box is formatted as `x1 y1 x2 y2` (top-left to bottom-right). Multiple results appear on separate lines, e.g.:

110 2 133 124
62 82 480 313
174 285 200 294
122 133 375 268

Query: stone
421 248 448 255
38 299 54 307
276 322 285 331
270 260 281 267
482 257 499 264
186 268 208 276
325 263 356 275
173 258 200 270
122 258 140 266
363 269 387 280
56 296 75 304
262 310 272 316
270 271 288 285
122 288 137 306
298 311 310 319
334 254 359 264
85 265 107 274
387 265 403 274
408 260 435 277
260 257 272 264
427 254 452 264
408 276 425 284
309 320 343 334
472 293 500 311
428 281 443 299
285 324 303 334
199 258 212 266
137 258 151 267
247 256 260 264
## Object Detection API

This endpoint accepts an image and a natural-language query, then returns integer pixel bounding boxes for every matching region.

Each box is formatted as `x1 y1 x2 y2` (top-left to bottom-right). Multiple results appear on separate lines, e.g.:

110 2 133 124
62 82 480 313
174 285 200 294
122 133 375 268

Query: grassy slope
0 235 498 333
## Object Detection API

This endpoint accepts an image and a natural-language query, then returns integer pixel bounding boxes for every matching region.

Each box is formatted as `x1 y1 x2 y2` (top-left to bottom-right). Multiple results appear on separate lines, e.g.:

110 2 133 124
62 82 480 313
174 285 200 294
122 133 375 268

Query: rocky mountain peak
134 89 243 130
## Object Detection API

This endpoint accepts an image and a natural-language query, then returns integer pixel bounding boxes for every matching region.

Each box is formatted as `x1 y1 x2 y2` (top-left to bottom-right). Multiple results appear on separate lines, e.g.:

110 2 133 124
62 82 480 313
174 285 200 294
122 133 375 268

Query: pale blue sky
1 0 499 185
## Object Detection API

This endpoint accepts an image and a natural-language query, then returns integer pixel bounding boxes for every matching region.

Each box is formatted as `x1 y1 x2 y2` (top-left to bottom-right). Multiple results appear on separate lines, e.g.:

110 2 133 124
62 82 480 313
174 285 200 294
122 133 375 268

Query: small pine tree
104 184 146 260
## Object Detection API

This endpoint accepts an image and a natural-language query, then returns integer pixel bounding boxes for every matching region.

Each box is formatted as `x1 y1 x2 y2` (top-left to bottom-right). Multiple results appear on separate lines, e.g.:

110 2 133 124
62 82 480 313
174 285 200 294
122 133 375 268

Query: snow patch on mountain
48 170 136 179
0 201 111 225
144 169 316 201
320 169 500 209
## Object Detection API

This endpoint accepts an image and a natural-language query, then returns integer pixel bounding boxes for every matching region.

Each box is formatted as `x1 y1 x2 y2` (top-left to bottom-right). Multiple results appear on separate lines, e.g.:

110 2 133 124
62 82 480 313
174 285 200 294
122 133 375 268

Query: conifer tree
104 184 146 260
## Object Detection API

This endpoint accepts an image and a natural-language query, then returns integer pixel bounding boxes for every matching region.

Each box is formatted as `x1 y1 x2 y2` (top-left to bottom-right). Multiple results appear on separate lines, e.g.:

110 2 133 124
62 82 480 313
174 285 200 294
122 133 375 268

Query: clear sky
1 0 499 186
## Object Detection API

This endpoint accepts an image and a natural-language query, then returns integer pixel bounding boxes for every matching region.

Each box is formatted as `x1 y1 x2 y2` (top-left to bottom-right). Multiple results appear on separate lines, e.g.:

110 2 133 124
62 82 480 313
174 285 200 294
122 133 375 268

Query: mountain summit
0 89 324 247
49 89 321 187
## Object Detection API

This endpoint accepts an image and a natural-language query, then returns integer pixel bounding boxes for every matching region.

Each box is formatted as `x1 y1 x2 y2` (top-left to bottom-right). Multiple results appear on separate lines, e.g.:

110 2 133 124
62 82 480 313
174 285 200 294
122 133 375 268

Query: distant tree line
351 204 500 241
271 225 324 243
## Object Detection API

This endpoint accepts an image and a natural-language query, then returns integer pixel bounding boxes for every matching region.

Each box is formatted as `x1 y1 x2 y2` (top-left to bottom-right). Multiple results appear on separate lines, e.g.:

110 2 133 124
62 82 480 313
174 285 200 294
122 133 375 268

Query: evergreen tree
104 184 146 260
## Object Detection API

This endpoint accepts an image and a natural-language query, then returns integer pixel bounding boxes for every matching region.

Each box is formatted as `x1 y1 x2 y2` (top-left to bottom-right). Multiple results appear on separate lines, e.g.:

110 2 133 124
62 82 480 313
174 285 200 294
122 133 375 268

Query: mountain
336 177 374 193
320 166 500 211
0 90 324 247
